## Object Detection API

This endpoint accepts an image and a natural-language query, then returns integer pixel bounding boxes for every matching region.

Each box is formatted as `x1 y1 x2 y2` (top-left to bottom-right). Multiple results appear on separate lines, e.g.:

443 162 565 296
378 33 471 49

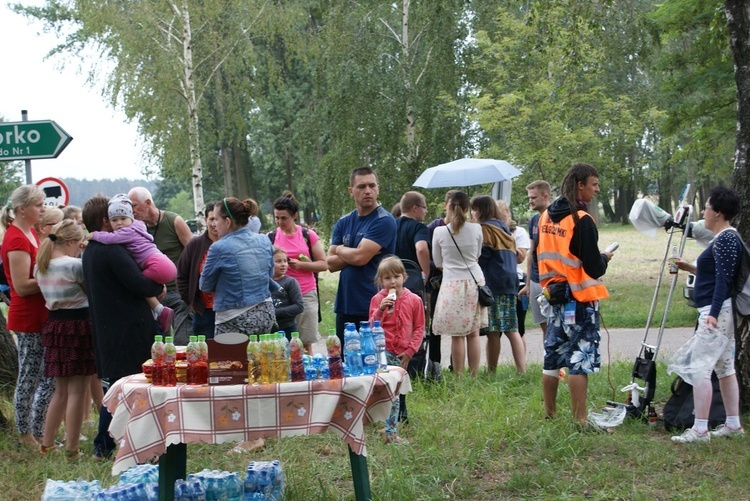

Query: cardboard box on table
206 332 249 385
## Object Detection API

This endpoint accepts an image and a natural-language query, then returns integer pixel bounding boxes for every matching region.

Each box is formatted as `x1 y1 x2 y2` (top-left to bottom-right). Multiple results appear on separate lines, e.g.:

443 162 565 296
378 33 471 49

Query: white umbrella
412 158 521 188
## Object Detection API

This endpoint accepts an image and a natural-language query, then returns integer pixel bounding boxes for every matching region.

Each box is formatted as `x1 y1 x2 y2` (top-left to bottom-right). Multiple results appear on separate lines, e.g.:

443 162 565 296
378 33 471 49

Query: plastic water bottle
273 332 289 383
359 321 378 375
195 334 209 384
246 335 261 385
259 334 272 384
226 472 243 501
289 332 306 382
163 336 177 387
151 335 165 386
186 336 201 385
371 320 388 372
325 329 343 379
344 323 363 376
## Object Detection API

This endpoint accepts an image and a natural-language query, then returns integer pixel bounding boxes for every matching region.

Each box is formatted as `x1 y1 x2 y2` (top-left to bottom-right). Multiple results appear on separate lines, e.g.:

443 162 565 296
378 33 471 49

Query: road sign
36 177 69 207
0 120 73 161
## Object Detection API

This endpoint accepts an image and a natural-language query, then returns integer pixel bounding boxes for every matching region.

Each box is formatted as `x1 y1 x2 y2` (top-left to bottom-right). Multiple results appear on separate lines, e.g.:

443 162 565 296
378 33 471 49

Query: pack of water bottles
188 469 244 500
119 464 159 486
92 482 155 500
244 461 285 500
41 479 103 500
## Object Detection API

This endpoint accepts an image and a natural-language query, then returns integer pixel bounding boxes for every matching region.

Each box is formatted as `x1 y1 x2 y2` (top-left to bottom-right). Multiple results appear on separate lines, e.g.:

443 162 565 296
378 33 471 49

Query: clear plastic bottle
275 332 290 383
289 332 306 382
371 320 388 372
669 245 679 274
163 336 177 387
271 333 287 383
247 335 261 385
197 334 208 362
226 472 243 501
325 329 343 379
186 335 201 385
344 323 363 376
150 335 165 386
259 334 272 384
359 321 378 375
194 335 209 385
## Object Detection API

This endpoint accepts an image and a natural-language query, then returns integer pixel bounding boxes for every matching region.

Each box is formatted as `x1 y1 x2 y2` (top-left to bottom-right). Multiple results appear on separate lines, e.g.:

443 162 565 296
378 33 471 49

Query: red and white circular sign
36 177 70 207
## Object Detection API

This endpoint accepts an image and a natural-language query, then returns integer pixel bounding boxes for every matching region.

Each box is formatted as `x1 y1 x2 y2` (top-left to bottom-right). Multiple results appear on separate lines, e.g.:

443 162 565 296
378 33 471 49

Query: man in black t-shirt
394 191 430 284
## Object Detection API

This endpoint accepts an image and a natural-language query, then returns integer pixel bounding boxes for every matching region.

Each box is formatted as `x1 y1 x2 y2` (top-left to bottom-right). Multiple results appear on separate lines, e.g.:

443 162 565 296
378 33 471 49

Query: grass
4 364 749 500
2 225 741 500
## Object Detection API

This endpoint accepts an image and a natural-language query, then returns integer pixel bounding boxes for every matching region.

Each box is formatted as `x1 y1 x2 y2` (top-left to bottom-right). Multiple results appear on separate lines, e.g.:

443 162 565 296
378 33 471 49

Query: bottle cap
189 335 197 342
165 336 174 343
154 335 163 342
197 335 206 341
291 332 300 338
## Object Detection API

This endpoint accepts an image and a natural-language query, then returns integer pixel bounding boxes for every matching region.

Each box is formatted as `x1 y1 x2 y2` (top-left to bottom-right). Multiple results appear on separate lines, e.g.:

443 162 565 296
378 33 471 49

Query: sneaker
671 428 710 443
710 424 746 439
157 306 174 334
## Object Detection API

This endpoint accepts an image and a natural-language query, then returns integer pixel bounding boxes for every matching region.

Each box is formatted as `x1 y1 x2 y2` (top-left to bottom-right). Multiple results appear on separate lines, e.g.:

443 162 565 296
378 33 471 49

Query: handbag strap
447 228 480 286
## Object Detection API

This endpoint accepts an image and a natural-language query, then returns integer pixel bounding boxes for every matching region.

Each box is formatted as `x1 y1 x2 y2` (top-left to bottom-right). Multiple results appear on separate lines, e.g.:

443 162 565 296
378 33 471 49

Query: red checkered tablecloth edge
104 368 410 475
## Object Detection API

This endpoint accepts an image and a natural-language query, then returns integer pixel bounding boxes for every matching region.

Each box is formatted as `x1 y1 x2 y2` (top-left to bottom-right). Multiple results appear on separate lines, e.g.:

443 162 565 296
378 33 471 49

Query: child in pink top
89 194 176 333
369 256 425 444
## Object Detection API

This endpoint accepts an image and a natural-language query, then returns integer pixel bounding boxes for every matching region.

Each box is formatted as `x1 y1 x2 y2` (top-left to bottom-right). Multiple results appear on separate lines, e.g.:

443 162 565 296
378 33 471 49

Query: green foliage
0 161 23 204
165 189 196 220
10 0 746 232
472 0 662 220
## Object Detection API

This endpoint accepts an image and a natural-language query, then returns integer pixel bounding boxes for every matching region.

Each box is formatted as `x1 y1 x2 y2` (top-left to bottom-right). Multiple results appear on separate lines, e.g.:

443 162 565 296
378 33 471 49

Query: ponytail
446 191 470 234
36 220 84 275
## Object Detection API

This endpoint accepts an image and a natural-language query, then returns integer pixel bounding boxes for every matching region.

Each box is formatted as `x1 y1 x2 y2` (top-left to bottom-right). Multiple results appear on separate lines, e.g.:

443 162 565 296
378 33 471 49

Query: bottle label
363 355 377 365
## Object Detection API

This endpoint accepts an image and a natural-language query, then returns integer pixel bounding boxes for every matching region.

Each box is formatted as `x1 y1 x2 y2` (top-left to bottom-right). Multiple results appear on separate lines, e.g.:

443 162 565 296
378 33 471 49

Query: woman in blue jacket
471 195 525 374
200 197 275 336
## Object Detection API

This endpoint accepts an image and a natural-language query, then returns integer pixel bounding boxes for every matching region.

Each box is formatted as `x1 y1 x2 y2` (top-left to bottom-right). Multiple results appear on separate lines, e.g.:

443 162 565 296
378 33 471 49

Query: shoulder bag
447 229 494 307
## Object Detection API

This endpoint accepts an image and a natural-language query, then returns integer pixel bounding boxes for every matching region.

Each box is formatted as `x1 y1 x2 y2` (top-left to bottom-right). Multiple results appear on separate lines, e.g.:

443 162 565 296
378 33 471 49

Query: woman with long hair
35 220 95 457
0 185 53 450
471 195 525 374
431 191 487 377
269 193 327 354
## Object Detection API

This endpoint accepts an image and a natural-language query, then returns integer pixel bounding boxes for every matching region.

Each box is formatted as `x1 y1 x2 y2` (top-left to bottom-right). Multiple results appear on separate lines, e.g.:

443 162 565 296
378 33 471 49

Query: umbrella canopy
412 158 521 188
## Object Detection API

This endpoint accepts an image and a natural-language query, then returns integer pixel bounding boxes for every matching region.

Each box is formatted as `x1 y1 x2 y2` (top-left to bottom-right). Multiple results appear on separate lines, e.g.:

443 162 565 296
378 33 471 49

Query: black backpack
662 374 726 432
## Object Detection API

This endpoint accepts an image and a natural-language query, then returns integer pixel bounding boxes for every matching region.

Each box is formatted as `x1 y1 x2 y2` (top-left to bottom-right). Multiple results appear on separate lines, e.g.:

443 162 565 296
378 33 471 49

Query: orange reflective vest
537 209 609 302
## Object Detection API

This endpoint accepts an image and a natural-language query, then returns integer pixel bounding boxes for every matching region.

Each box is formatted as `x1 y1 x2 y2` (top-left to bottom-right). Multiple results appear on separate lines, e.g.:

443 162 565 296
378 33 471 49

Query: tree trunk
171 0 206 231
724 0 750 410
0 308 18 396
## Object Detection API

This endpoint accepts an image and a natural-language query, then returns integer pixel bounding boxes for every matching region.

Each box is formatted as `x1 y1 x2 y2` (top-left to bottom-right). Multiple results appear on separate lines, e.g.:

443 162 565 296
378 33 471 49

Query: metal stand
608 192 695 421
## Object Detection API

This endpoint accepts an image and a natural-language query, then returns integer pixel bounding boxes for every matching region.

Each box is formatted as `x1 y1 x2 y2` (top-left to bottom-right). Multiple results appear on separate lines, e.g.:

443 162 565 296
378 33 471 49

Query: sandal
65 449 84 460
39 444 57 456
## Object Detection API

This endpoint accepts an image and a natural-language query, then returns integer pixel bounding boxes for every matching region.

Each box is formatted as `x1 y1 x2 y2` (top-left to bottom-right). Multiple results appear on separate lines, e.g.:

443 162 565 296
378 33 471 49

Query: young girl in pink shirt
369 256 425 444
